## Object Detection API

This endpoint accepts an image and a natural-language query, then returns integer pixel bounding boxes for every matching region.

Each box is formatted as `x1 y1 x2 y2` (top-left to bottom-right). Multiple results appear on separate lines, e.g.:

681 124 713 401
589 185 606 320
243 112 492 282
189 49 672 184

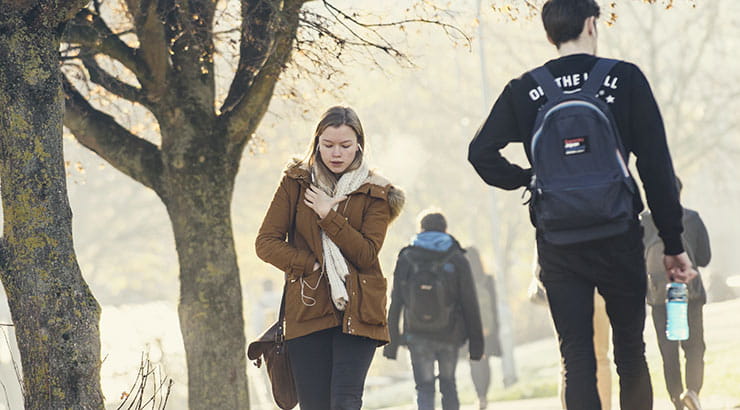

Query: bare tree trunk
160 133 249 409
0 19 104 410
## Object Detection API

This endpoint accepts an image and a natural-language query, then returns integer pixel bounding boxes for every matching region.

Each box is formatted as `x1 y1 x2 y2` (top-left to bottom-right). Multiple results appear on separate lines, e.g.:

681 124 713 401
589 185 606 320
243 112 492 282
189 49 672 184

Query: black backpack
529 58 637 245
401 248 458 335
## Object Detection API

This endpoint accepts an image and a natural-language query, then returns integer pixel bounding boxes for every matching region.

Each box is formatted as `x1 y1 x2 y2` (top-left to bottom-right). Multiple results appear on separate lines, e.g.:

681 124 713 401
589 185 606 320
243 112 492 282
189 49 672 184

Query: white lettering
554 77 563 88
573 73 581 86
603 75 619 89
529 87 543 101
562 75 573 88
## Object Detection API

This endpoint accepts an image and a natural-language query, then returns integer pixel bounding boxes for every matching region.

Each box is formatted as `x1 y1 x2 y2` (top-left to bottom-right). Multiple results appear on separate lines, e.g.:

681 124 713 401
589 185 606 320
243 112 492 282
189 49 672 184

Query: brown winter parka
255 161 404 344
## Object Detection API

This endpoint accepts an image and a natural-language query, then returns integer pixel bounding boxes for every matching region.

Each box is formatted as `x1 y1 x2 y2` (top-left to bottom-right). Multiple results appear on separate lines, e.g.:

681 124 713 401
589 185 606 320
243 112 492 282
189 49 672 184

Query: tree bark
0 13 104 410
161 145 249 410
62 2 305 406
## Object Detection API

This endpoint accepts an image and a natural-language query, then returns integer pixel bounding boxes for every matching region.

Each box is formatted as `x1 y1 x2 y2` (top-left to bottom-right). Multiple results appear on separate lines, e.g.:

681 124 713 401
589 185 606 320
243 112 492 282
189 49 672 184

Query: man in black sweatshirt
468 1 696 409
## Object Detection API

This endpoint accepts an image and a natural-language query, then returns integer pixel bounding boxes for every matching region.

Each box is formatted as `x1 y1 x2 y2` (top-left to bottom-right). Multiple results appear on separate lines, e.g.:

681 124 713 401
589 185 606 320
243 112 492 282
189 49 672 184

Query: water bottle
665 282 689 341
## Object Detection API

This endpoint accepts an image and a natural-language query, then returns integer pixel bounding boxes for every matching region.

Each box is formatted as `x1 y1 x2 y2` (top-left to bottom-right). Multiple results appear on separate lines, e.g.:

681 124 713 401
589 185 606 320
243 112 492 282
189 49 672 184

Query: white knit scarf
313 161 369 310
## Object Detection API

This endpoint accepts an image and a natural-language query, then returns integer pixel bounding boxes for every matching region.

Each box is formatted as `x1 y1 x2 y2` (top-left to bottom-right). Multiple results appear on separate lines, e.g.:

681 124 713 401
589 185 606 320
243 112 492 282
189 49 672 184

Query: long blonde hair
305 106 365 193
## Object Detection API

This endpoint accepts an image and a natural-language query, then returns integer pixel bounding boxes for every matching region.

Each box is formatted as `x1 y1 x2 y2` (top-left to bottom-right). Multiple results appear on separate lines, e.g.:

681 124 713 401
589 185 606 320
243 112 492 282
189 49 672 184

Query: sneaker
680 390 702 410
478 396 488 410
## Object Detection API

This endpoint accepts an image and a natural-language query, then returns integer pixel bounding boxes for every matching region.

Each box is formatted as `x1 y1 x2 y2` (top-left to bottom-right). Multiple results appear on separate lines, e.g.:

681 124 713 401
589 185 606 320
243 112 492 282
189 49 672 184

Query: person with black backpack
383 212 484 410
467 1 697 409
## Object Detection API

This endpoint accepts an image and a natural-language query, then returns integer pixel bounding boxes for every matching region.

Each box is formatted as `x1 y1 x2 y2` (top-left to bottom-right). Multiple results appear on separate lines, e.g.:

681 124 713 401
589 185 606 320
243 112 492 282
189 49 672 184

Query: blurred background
1 0 739 408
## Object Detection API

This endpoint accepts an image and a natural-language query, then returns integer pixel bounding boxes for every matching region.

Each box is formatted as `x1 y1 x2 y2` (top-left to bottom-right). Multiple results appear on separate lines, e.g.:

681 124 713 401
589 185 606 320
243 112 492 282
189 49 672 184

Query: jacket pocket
357 275 388 326
288 269 334 322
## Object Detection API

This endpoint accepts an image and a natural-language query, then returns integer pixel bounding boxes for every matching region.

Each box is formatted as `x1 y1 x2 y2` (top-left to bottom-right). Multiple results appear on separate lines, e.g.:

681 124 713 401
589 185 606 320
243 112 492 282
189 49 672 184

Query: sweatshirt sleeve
628 66 684 255
383 251 410 360
468 83 532 190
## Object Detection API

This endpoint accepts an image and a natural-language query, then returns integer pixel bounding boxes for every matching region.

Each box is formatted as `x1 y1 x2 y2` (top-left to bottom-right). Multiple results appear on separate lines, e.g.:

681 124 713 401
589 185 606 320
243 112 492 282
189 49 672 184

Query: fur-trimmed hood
284 159 405 222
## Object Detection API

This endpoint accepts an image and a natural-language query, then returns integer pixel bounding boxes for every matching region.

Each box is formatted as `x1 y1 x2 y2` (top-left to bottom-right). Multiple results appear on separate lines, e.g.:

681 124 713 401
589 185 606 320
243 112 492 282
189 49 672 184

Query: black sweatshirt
468 53 684 254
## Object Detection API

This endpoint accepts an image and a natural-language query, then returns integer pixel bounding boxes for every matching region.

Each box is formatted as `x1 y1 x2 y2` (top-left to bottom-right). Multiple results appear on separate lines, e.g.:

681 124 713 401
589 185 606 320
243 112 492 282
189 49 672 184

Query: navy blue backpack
529 58 637 245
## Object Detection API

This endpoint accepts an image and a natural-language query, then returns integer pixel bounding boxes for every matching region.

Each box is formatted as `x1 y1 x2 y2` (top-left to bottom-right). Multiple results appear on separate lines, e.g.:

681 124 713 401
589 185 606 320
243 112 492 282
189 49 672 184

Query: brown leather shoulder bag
247 313 297 409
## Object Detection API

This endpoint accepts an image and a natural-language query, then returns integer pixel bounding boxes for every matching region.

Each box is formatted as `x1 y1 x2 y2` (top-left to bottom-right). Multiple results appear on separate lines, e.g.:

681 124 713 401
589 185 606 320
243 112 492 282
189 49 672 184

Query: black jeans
286 327 377 410
651 301 705 409
538 223 652 410
407 337 460 410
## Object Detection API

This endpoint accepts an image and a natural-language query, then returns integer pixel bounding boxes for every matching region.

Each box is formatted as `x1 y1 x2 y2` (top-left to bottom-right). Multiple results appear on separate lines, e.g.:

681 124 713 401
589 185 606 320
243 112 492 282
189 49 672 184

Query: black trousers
538 223 652 410
286 326 377 410
651 301 705 408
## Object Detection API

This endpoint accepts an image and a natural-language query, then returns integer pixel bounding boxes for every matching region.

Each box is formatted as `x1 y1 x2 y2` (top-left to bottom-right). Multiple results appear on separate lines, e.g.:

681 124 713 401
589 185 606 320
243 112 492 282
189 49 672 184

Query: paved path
381 395 740 409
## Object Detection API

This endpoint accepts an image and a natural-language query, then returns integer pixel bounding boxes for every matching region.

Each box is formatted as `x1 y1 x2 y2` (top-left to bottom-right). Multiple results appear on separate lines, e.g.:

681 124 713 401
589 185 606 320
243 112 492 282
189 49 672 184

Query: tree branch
63 77 164 193
221 0 304 149
161 0 217 97
80 56 151 107
323 0 470 49
64 9 151 85
220 0 279 113
123 0 171 98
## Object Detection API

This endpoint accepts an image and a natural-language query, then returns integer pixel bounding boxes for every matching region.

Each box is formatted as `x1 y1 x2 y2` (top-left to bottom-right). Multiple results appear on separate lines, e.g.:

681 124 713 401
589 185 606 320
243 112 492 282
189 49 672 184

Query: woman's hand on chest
303 185 348 219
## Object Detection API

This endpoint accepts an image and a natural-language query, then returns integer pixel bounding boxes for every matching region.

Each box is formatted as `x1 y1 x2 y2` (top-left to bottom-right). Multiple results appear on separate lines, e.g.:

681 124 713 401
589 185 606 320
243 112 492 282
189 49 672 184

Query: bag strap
529 65 562 100
276 180 303 343
275 288 287 344
529 58 619 99
582 58 618 95
402 246 458 276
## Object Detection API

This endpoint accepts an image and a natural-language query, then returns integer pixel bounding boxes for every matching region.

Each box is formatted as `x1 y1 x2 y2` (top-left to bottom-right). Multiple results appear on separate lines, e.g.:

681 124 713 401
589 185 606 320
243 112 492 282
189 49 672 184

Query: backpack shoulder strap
440 248 459 265
400 247 421 274
582 58 619 95
529 65 563 100
429 248 460 275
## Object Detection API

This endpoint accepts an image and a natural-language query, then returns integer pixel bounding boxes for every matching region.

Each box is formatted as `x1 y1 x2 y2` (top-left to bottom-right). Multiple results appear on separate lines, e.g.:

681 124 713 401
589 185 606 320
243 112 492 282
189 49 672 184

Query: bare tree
60 1 462 408
0 1 104 408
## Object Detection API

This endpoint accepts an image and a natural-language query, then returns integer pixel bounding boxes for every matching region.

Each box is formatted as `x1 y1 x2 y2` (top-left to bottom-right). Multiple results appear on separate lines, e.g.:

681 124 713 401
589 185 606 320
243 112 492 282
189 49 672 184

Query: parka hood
411 231 454 252
284 159 405 222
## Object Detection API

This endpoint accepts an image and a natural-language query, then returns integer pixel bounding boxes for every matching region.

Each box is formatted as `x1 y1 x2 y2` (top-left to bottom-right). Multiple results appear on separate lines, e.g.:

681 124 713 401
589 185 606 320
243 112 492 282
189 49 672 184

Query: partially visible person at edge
383 212 484 410
467 1 697 409
642 177 711 410
255 106 405 410
465 246 502 410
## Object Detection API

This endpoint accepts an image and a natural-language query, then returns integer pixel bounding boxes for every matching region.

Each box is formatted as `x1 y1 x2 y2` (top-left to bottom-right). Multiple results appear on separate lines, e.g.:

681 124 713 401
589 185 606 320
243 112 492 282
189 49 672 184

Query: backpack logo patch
563 137 588 155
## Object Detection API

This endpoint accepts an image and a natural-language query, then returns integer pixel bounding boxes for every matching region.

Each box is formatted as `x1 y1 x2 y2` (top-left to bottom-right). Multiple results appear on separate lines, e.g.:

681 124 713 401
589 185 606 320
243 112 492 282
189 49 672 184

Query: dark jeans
538 223 652 410
286 327 377 410
651 302 705 409
407 338 460 410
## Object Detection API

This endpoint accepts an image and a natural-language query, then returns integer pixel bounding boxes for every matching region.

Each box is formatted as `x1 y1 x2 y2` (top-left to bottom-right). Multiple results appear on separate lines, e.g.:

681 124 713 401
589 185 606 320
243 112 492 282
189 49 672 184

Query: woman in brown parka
255 106 404 410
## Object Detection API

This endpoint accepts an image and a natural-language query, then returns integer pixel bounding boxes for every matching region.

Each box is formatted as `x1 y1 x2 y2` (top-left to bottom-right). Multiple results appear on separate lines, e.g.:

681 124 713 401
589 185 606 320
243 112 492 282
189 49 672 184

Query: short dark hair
420 212 447 232
542 0 601 48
